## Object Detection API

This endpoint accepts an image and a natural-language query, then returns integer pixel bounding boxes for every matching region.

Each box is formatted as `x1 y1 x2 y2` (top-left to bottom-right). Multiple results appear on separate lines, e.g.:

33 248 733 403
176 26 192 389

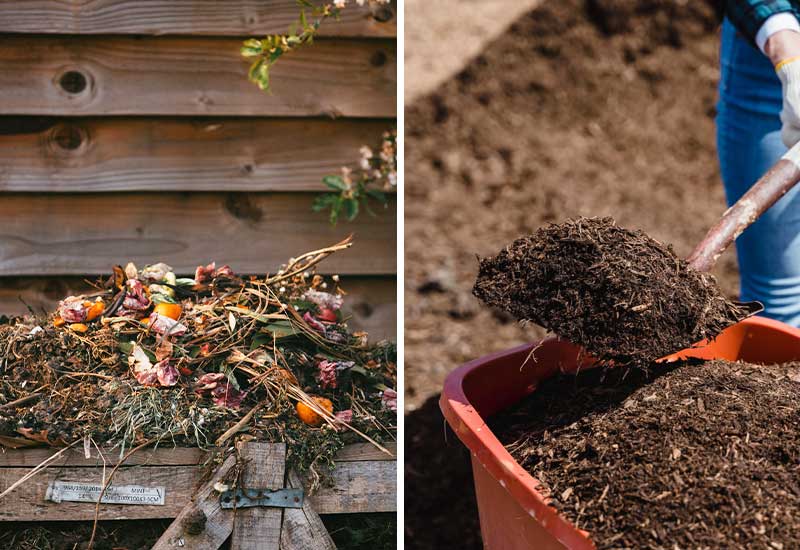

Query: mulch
493 359 800 549
473 217 751 366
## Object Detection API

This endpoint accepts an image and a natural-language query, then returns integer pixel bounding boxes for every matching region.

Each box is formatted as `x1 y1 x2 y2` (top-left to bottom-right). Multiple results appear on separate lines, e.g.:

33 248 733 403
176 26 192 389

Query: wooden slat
0 193 396 276
331 442 396 462
0 1 396 37
152 455 237 550
307 459 395 514
0 442 396 468
0 275 396 339
230 442 285 550
0 36 396 117
0 464 200 520
0 446 207 468
0 117 392 192
281 470 336 550
0 460 395 520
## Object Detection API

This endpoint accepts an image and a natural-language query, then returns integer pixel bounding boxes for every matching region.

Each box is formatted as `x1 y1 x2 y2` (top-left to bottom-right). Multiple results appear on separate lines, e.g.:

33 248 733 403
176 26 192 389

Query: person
718 1 800 326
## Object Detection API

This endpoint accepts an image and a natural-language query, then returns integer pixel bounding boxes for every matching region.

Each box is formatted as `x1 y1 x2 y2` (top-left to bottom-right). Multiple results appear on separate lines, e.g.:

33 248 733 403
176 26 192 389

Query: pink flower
194 262 234 284
303 312 327 333
335 409 353 423
58 296 88 323
156 359 179 387
123 279 151 311
195 262 216 284
303 290 343 311
211 384 248 409
149 313 188 337
317 360 338 389
135 368 160 386
195 372 226 392
381 389 397 412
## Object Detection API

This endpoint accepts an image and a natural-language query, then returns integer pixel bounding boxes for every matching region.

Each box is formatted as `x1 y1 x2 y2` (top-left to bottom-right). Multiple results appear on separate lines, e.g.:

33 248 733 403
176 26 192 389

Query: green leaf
118 341 134 355
249 333 273 350
240 39 263 57
175 278 196 286
311 193 337 212
263 321 298 339
322 175 348 191
151 293 178 305
344 198 359 221
248 59 265 82
366 189 387 203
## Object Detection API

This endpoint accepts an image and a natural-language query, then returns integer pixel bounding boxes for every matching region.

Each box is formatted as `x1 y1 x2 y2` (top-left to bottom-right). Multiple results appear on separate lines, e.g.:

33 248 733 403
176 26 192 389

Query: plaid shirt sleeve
725 0 800 44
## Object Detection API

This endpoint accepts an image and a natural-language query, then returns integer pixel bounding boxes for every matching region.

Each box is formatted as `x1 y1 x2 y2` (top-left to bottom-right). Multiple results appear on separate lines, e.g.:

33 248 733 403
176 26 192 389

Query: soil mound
493 360 800 549
473 217 749 364
405 0 733 407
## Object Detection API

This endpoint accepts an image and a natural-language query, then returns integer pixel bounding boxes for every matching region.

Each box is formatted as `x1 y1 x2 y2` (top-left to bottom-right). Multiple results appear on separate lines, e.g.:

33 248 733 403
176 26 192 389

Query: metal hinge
219 488 304 510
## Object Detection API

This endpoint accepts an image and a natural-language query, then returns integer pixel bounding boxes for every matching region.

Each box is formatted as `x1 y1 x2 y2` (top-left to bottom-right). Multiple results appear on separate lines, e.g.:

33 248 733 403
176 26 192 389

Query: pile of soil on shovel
473 217 751 365
492 359 800 549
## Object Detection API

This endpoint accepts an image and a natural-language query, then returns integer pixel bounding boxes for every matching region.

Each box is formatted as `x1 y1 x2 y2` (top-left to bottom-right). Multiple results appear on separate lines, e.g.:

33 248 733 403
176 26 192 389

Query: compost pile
493 359 800 549
0 239 396 476
473 217 750 365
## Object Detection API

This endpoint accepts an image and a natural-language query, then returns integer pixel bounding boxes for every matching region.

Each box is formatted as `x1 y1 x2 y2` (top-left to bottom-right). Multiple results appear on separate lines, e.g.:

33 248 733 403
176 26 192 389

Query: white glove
777 57 800 148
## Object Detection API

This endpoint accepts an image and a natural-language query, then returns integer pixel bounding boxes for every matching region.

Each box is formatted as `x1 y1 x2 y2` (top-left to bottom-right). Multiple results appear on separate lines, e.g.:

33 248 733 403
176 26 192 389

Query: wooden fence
0 0 397 339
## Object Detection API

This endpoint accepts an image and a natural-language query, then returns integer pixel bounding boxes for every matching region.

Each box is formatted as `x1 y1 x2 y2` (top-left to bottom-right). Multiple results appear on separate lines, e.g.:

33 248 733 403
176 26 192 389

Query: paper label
46 480 166 506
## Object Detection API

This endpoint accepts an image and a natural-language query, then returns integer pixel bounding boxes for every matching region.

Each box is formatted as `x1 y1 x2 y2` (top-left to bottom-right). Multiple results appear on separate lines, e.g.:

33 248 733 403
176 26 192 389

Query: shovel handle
687 142 800 272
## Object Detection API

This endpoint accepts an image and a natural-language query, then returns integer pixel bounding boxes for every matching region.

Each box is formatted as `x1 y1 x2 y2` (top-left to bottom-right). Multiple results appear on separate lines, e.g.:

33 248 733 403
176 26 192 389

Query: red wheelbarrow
440 316 800 549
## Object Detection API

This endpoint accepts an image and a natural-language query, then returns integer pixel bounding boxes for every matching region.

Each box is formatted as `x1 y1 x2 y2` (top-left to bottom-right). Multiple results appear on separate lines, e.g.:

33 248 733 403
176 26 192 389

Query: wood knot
370 4 394 22
46 123 90 156
370 50 388 67
55 67 94 97
224 194 263 223
181 508 207 535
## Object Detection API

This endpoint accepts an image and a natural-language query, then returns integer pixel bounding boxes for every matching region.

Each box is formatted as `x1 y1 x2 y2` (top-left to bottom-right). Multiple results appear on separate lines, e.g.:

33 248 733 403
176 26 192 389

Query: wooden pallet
0 441 396 549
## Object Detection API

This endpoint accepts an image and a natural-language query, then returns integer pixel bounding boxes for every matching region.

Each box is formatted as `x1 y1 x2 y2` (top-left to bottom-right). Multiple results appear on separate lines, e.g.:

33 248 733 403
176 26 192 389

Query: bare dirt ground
405 0 734 548
404 0 543 102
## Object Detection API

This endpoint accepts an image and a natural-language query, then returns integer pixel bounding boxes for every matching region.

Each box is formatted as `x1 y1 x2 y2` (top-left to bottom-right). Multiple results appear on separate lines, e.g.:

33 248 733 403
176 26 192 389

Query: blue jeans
717 18 800 327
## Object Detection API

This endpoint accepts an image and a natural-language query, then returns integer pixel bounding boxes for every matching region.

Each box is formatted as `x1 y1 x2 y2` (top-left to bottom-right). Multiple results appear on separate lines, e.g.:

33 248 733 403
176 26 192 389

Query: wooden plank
0 275 396 340
0 459 394 520
231 442 286 550
332 441 396 462
0 193 396 276
0 1 396 37
0 117 392 192
152 455 237 550
0 464 203 520
0 446 207 468
0 442 397 468
307 460 395 514
0 36 396 117
281 470 336 550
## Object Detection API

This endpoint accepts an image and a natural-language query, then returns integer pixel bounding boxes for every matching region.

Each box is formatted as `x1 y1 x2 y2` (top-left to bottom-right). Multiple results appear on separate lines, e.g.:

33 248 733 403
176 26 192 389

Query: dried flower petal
303 312 327 333
155 359 179 386
149 312 188 336
58 296 88 323
381 388 397 412
303 289 344 311
123 279 151 311
195 262 216 284
211 383 247 409
317 360 338 389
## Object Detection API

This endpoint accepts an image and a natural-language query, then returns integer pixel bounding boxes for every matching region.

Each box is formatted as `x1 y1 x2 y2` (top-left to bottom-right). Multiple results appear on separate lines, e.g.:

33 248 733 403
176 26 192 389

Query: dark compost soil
406 0 737 547
473 217 751 365
492 360 800 549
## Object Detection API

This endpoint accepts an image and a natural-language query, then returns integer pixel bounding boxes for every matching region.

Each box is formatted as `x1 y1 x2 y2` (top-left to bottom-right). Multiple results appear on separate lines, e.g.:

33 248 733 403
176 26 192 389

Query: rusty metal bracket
219 488 303 510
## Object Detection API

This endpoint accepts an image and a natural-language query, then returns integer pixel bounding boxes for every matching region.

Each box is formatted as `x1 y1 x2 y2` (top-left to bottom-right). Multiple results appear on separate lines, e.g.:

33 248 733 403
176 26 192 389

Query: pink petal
303 312 326 333
195 262 216 284
58 297 88 323
149 313 188 336
156 359 179 387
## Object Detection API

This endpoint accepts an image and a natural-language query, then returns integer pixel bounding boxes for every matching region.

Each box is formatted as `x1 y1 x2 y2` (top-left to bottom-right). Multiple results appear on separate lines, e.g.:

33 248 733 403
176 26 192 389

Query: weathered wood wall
0 0 397 339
